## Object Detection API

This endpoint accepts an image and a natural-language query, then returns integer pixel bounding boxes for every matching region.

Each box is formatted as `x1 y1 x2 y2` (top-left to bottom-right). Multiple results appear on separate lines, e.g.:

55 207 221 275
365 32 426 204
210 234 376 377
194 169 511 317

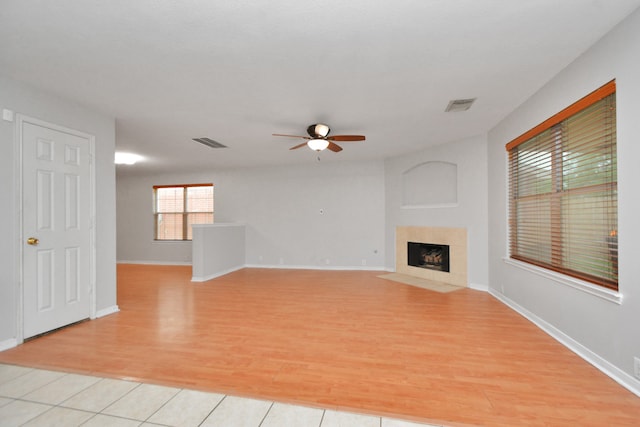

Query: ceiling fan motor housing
307 123 330 138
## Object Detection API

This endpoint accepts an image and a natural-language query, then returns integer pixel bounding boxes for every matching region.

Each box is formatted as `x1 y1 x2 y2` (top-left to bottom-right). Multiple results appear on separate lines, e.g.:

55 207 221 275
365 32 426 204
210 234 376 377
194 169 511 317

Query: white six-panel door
21 120 93 339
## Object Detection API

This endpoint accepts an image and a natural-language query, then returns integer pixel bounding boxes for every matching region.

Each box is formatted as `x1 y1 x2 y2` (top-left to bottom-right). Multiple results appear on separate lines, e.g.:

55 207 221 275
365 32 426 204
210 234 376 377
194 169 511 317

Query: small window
153 184 214 241
506 81 617 290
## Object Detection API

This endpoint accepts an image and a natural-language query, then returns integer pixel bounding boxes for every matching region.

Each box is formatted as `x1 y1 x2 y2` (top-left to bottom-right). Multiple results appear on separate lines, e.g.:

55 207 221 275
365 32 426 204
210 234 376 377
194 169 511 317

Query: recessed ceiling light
115 152 143 165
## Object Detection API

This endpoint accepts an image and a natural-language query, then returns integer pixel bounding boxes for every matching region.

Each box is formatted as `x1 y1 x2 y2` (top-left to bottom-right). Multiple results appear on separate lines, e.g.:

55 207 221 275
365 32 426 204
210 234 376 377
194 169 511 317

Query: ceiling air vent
192 137 227 149
445 98 476 112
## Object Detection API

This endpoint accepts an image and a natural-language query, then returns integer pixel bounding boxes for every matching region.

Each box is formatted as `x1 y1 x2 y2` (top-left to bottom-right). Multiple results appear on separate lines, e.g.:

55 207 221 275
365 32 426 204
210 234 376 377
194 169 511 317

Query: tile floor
0 363 441 427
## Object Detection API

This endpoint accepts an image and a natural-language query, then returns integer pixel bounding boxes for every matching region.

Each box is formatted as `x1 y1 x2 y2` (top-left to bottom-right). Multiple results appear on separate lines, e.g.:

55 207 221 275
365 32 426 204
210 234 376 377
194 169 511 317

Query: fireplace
407 242 450 272
396 226 467 287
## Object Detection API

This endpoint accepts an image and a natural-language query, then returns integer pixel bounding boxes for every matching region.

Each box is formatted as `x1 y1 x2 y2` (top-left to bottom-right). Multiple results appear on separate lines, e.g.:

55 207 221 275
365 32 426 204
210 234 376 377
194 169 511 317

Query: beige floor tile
22 406 95 426
102 383 180 421
146 388 225 427
0 365 449 427
261 402 324 427
0 399 52 427
321 409 380 427
61 377 139 412
377 273 462 293
200 395 272 427
82 413 143 427
22 372 101 405
0 364 33 385
0 369 65 398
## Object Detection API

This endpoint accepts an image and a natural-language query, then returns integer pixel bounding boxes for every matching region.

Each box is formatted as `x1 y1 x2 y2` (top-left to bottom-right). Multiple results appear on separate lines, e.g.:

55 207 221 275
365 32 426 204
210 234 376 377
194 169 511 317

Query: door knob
27 237 39 246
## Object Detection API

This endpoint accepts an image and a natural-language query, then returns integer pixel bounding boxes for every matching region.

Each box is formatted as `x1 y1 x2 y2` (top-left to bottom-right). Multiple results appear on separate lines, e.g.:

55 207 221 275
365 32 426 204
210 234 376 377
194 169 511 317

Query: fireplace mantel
395 226 467 287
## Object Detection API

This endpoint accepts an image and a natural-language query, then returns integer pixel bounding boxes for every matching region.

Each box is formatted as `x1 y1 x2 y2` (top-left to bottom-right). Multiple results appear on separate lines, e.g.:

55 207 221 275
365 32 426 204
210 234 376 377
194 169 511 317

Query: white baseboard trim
0 338 18 352
95 305 120 318
193 264 389 282
117 260 192 266
117 261 388 272
489 288 640 398
191 265 245 282
244 264 388 271
469 282 489 292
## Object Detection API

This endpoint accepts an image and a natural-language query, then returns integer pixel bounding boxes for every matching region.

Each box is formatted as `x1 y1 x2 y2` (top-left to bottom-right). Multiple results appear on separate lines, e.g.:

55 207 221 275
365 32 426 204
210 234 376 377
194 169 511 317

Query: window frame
153 183 214 241
506 80 618 291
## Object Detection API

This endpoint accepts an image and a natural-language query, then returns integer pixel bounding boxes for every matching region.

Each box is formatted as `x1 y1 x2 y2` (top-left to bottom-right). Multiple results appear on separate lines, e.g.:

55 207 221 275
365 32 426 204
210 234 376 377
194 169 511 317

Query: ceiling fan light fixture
308 123 330 138
307 138 330 151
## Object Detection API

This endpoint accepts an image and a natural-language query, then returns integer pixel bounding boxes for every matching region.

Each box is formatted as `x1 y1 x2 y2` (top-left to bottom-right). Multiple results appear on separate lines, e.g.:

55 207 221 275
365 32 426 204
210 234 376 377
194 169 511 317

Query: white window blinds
153 184 214 241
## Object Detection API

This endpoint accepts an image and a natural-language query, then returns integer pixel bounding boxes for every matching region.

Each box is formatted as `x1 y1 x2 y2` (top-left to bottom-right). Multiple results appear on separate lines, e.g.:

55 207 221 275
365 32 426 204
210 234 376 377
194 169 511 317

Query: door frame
14 114 97 344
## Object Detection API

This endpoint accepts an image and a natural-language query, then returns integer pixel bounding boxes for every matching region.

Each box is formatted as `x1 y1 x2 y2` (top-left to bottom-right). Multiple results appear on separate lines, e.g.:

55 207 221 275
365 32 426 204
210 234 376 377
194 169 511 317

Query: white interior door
21 120 93 339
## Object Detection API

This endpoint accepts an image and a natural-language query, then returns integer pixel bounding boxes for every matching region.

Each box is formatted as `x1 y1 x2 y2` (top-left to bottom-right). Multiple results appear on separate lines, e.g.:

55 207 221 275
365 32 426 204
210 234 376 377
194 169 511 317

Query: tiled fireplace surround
395 226 468 287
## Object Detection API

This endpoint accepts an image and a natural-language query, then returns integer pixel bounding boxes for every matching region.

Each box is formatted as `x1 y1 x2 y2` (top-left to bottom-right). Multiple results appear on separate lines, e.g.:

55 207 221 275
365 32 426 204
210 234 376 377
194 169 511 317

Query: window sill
502 257 622 305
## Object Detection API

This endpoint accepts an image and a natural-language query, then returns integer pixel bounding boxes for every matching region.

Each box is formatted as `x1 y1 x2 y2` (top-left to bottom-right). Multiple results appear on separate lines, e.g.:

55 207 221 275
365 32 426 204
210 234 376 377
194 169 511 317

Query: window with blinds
506 81 617 290
153 184 214 241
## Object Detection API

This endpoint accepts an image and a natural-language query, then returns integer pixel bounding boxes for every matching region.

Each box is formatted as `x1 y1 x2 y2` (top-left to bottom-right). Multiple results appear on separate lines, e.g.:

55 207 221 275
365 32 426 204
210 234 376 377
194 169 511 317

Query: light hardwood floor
1 264 639 426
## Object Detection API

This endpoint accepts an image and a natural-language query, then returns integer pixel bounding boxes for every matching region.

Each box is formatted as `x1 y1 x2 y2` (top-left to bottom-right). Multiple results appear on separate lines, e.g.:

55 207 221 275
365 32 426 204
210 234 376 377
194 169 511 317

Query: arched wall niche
401 161 458 208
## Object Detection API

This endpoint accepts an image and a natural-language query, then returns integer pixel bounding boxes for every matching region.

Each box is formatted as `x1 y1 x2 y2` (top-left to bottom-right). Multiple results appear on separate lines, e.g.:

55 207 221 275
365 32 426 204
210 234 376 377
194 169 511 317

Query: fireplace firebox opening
407 242 450 273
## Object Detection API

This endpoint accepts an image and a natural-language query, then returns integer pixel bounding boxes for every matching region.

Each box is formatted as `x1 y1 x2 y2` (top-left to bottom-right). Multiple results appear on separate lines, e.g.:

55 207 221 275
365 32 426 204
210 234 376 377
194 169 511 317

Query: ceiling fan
273 123 365 152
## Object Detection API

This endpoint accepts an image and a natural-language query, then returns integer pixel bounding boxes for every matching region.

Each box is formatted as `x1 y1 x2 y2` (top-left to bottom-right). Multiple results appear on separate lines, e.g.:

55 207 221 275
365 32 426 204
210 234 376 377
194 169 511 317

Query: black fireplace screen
407 242 450 272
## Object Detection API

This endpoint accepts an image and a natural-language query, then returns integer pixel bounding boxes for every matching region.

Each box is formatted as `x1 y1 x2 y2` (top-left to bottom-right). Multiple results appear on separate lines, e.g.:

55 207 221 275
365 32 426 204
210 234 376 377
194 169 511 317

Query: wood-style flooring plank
0 265 639 426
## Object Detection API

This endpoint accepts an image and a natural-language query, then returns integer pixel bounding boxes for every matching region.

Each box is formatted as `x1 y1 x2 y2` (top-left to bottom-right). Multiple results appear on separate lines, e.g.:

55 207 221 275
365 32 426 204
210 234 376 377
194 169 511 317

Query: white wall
488 8 640 386
192 224 246 281
0 74 117 346
384 135 489 289
117 160 386 269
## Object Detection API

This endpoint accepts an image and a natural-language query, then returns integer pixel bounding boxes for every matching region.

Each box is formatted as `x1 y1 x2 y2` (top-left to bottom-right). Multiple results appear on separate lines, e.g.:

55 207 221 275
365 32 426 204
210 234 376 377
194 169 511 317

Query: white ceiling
2 0 639 175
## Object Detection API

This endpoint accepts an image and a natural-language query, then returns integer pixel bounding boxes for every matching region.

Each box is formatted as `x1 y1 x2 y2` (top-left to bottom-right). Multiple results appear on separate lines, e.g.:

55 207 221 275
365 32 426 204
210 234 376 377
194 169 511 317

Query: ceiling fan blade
289 142 308 150
327 141 343 152
273 133 311 139
327 135 366 141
